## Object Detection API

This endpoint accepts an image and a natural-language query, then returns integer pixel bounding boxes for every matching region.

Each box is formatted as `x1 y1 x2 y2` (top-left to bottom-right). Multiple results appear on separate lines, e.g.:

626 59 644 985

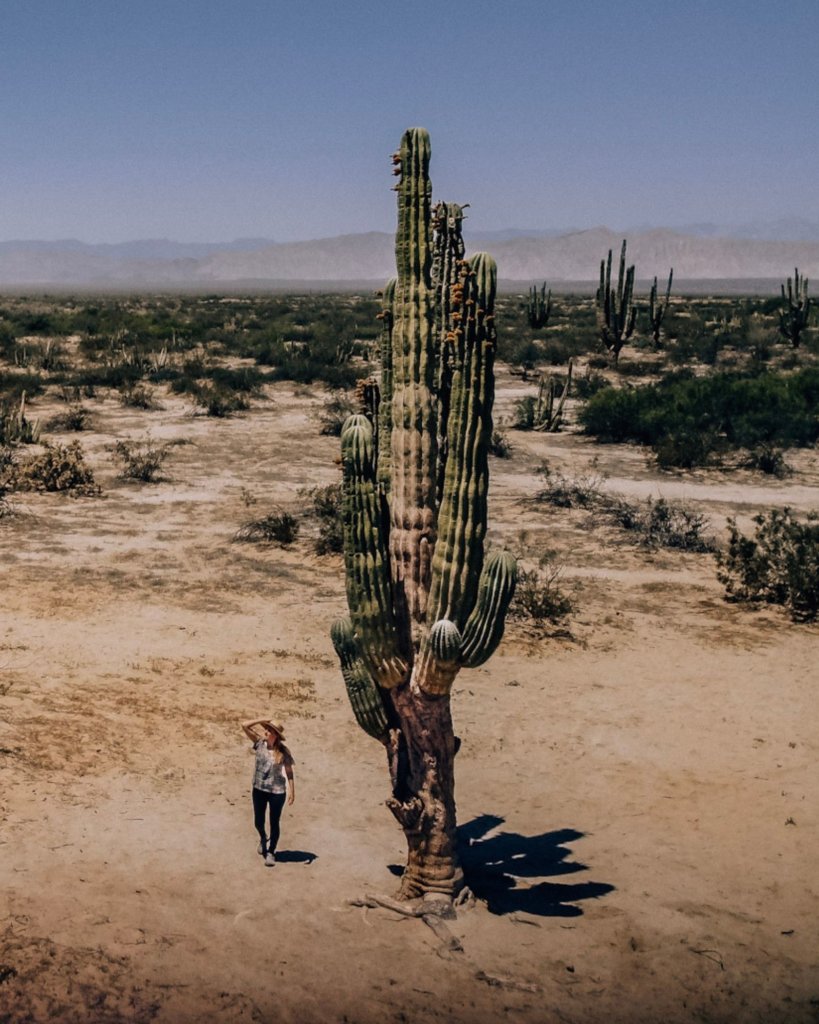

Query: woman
241 718 295 867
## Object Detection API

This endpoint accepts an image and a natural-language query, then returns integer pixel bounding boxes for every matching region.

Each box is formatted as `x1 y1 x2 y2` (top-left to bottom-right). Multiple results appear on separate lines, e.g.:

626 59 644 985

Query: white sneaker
264 852 276 867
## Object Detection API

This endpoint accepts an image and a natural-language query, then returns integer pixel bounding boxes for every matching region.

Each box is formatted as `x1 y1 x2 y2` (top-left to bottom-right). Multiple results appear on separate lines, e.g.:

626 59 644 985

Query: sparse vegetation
112 438 172 482
234 508 299 546
717 509 819 621
45 405 90 432
302 483 343 554
489 426 512 458
317 392 356 436
536 466 714 551
3 441 100 495
510 561 573 623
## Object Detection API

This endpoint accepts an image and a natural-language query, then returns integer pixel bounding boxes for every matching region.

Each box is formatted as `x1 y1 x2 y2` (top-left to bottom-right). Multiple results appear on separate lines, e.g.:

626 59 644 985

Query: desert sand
1 367 817 1023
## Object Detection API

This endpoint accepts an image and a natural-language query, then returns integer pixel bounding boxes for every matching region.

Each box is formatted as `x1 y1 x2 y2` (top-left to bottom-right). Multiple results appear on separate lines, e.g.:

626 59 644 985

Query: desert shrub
301 483 343 554
0 372 44 402
489 427 512 458
615 358 659 378
579 368 819 467
45 405 90 432
573 371 610 401
234 508 299 546
111 438 171 482
536 466 713 551
716 509 819 621
740 445 791 478
318 392 356 436
194 384 250 417
65 363 144 391
7 441 100 495
510 563 573 623
535 464 606 508
602 495 714 552
497 336 542 370
119 383 159 409
208 366 264 393
512 396 537 431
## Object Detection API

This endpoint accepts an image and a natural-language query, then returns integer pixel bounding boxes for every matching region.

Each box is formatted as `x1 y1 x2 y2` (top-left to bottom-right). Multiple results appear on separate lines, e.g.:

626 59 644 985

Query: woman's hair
266 739 292 765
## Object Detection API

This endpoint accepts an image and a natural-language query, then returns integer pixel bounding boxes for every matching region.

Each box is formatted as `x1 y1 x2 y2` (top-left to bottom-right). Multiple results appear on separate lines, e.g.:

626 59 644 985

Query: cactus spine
526 282 552 329
779 268 812 348
596 239 636 364
648 268 673 348
332 129 517 899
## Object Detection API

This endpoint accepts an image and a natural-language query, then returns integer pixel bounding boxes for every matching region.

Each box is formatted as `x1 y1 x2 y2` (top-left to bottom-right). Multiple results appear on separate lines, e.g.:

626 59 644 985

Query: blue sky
1 0 817 242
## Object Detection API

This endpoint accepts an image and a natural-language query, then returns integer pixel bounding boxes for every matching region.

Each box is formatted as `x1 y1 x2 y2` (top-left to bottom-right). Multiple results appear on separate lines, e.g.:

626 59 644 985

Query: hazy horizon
2 1 817 244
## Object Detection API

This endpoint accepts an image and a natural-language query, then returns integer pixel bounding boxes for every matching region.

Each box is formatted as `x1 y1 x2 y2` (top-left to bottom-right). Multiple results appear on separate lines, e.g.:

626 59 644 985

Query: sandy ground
1 369 817 1023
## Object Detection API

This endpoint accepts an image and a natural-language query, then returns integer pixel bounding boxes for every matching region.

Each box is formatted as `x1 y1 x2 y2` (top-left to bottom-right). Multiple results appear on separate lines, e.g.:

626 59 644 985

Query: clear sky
1 0 817 242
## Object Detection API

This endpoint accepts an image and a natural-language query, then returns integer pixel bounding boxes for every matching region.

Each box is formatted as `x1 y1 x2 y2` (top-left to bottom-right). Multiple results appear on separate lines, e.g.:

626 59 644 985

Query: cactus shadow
457 813 614 917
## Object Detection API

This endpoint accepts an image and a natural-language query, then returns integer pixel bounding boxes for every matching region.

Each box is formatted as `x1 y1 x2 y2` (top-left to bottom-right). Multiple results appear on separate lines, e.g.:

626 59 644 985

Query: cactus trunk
332 129 516 901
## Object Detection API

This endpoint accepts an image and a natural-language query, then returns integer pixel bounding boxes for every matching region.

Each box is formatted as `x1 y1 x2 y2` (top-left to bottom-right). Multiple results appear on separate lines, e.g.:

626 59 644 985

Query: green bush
579 368 819 467
717 509 819 621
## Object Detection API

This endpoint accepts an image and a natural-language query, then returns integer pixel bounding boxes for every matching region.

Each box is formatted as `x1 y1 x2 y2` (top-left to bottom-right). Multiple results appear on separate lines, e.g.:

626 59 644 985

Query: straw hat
264 720 286 740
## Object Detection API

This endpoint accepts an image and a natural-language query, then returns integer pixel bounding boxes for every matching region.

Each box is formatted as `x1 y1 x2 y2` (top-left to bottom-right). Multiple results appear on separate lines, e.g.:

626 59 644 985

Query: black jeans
252 787 286 853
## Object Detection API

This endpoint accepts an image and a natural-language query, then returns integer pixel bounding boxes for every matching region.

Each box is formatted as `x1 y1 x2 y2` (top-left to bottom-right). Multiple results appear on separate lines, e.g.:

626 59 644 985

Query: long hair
265 735 293 765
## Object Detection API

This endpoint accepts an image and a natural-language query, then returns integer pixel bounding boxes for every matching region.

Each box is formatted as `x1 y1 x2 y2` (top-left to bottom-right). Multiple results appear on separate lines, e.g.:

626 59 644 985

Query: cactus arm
460 550 518 668
427 253 497 629
376 278 396 493
331 618 390 741
341 414 408 687
389 127 437 626
432 202 467 504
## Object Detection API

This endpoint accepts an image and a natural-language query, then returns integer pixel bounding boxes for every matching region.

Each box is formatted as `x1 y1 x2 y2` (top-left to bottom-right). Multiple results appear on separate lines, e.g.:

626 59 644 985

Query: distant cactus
332 129 517 900
779 268 812 348
526 282 552 329
648 268 673 348
596 239 636 364
535 360 573 432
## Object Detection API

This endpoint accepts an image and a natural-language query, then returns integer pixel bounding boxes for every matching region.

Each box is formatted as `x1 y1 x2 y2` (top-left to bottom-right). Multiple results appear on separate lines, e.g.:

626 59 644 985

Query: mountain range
0 221 817 290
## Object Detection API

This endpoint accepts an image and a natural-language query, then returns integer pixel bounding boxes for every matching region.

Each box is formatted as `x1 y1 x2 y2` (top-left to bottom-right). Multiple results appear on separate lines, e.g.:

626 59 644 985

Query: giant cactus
332 128 517 899
596 239 636 364
779 268 812 348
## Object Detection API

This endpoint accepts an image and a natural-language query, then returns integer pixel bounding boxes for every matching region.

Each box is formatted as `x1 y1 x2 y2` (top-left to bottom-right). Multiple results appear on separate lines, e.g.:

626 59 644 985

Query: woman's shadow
457 813 614 916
